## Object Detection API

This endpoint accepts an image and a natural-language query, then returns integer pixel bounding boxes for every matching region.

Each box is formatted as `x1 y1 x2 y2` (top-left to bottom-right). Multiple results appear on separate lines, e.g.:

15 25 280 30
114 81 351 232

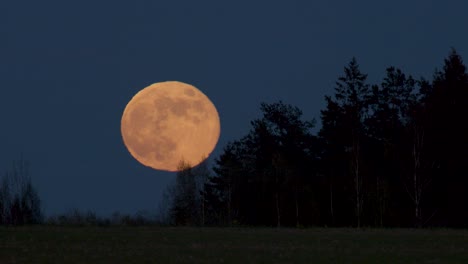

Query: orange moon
121 81 221 172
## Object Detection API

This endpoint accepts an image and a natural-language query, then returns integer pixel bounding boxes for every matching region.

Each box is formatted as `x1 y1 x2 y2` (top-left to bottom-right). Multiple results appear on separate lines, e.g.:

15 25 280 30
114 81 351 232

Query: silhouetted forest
3 49 467 229
165 49 468 228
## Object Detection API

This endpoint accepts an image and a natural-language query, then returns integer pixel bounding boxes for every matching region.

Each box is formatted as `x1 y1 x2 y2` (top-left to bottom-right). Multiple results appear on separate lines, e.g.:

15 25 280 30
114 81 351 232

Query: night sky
2 0 467 217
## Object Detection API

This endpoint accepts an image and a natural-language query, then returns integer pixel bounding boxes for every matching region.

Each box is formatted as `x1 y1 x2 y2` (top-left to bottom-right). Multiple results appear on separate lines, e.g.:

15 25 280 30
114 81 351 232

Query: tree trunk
353 133 362 228
376 174 383 227
201 193 205 226
275 169 281 228
412 125 424 228
295 186 299 227
227 182 232 226
330 180 334 225
275 191 281 228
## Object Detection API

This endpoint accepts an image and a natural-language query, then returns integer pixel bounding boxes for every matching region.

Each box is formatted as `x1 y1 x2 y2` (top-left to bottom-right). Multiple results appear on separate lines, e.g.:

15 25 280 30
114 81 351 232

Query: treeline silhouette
45 209 162 227
3 49 467 229
164 49 468 228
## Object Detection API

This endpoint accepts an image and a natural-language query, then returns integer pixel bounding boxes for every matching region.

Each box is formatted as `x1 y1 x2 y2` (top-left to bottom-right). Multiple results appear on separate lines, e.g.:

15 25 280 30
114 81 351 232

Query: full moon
121 81 221 172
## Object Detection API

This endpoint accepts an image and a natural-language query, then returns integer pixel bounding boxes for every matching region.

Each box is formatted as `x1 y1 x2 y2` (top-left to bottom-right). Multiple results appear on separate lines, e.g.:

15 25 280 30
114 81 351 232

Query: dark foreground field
1 226 468 263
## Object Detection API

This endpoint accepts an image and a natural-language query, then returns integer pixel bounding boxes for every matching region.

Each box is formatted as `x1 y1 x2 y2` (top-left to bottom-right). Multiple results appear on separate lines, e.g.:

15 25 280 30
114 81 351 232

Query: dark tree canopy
25 49 464 229
158 49 468 228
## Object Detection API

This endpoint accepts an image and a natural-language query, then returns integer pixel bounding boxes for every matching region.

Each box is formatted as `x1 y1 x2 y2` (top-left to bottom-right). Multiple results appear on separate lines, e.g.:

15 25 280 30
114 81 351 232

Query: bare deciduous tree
0 157 42 225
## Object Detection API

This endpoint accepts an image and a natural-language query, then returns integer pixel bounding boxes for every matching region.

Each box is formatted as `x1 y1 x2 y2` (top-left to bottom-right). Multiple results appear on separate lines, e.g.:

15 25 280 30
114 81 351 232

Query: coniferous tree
209 101 316 226
320 58 371 227
210 140 248 225
424 49 468 227
365 67 418 226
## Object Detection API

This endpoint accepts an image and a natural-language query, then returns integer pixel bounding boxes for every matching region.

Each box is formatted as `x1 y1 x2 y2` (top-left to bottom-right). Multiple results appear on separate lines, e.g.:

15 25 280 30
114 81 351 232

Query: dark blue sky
1 0 467 216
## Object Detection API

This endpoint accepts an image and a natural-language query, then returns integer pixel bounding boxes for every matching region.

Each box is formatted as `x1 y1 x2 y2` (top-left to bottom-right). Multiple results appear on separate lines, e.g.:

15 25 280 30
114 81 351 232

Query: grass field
1 226 468 263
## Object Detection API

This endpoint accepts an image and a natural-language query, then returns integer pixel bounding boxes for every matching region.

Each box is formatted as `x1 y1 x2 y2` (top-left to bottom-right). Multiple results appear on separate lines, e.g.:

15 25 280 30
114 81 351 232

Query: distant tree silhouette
365 67 419 227
210 140 247 226
0 157 42 225
260 102 318 227
208 101 317 226
423 49 468 227
170 160 197 225
157 185 173 224
320 58 371 227
192 157 211 226
0 174 11 224
162 157 213 226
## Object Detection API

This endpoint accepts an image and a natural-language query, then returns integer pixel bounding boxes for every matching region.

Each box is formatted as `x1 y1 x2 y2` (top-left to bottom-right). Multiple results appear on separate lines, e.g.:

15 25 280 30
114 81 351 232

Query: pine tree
319 58 371 227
